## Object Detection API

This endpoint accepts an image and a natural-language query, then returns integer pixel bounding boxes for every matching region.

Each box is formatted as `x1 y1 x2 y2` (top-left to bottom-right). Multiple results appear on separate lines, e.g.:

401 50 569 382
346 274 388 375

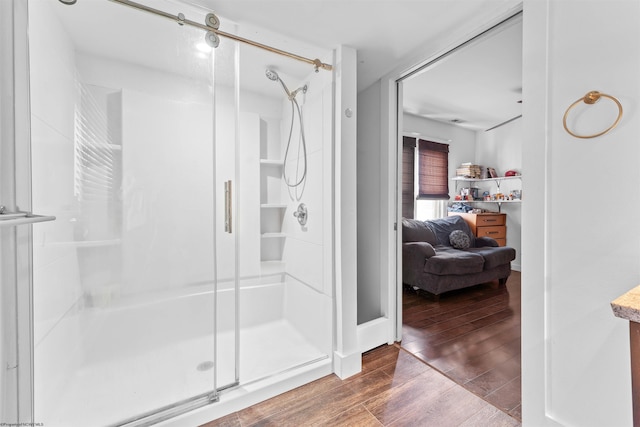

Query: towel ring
563 91 623 139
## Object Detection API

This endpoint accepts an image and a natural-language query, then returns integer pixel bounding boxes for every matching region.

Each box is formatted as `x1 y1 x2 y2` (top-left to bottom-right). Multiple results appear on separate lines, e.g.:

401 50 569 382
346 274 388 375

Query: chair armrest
402 242 436 285
475 237 499 247
403 242 436 261
402 242 436 258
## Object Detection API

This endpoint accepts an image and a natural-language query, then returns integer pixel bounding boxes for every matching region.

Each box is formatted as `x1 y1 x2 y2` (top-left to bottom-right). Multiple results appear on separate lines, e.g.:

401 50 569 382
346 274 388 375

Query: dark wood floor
202 272 521 426
401 271 521 420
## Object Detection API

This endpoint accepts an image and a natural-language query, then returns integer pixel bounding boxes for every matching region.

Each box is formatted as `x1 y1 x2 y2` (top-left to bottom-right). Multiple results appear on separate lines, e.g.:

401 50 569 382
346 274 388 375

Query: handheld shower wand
265 69 308 193
265 69 307 100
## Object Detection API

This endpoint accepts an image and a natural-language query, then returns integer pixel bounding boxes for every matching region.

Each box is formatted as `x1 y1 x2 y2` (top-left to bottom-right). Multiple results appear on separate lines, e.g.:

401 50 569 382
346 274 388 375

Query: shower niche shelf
260 203 286 269
261 260 286 275
259 161 286 272
261 232 286 238
258 115 286 274
260 159 284 167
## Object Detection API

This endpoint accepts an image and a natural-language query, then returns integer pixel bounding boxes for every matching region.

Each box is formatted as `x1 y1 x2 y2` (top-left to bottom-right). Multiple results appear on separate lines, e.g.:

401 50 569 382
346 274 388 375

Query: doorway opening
396 11 523 420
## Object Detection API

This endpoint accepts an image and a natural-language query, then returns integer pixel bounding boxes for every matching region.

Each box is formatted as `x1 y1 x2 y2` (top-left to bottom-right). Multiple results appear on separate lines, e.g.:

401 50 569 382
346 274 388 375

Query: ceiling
402 15 522 131
50 0 522 131
195 0 523 131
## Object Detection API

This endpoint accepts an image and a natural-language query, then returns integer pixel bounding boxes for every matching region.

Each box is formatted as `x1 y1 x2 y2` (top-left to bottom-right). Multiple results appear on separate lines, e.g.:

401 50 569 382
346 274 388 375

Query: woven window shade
402 136 416 218
417 139 449 200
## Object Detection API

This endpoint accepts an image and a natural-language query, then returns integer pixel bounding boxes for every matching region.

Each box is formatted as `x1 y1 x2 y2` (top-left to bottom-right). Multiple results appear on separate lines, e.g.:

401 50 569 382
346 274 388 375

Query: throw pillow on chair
449 230 470 249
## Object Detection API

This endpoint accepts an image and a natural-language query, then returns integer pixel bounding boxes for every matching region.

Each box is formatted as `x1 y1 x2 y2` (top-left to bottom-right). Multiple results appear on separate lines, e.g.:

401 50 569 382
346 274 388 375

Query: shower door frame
1 0 36 424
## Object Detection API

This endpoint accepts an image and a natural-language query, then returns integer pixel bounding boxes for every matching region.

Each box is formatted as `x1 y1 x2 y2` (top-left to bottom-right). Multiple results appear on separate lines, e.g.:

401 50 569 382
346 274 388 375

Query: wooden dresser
448 212 507 246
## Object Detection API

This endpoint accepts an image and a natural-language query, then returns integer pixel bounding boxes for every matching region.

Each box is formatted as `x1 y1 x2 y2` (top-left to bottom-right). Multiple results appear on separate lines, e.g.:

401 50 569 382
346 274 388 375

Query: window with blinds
402 136 416 219
417 139 449 200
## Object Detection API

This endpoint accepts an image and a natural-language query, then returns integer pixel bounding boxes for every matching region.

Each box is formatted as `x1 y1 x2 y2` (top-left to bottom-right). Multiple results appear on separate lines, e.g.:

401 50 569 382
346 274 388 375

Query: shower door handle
224 180 232 233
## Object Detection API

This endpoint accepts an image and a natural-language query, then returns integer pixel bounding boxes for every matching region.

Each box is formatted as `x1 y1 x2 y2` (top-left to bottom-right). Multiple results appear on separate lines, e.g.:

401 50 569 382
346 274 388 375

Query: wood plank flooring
201 272 521 426
402 271 522 420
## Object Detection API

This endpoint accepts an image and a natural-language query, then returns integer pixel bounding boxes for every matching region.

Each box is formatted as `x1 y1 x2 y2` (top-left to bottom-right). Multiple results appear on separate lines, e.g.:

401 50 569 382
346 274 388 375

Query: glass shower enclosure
29 0 235 424
26 0 334 425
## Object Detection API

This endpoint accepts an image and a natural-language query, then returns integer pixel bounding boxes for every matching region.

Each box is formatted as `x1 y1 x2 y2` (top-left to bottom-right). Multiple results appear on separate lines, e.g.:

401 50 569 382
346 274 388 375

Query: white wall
522 0 640 426
475 117 522 270
357 82 382 324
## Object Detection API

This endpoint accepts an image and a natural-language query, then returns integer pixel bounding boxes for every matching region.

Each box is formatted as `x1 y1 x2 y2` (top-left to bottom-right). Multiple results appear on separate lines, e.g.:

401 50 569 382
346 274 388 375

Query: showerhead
59 0 77 4
265 69 279 82
265 69 306 101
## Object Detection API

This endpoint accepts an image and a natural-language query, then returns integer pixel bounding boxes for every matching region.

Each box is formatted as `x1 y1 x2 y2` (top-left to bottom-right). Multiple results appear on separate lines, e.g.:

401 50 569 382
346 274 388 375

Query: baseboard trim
333 350 362 379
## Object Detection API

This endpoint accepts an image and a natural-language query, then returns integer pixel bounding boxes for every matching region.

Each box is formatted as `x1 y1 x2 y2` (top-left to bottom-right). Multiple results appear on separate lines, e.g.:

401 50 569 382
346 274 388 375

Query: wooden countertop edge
612 285 640 323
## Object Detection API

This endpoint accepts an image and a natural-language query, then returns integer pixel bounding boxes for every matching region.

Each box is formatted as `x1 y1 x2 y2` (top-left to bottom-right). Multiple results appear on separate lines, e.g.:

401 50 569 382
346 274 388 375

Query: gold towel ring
563 91 623 139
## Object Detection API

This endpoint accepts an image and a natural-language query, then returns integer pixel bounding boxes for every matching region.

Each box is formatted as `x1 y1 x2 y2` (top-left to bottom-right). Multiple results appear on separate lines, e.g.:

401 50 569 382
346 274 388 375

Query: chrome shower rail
108 0 333 72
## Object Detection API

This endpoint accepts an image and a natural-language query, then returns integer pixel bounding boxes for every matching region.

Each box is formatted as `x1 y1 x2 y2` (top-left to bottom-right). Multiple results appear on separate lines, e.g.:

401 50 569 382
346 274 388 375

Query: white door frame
384 5 525 343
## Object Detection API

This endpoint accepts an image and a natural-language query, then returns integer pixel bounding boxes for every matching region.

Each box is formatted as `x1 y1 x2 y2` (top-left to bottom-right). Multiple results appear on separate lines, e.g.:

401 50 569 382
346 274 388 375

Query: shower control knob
293 203 307 226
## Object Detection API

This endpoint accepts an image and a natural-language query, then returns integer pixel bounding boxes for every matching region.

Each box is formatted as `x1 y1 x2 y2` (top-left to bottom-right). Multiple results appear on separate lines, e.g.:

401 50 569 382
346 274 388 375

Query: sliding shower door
28 0 237 425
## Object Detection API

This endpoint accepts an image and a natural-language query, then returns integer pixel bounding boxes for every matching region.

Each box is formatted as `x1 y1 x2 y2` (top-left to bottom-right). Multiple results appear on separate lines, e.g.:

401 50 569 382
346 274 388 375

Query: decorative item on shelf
487 167 498 178
460 187 479 200
504 169 520 177
456 162 482 178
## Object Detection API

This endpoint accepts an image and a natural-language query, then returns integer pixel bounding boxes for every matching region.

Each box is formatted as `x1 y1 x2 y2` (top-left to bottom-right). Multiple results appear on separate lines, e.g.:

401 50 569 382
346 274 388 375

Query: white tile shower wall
79 54 267 282
283 150 324 245
284 277 332 355
281 75 332 295
75 53 245 285
121 89 215 294
76 54 213 107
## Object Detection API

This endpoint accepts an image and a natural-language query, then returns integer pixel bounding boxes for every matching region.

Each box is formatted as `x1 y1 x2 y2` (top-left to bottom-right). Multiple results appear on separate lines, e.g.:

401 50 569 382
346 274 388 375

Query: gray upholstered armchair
402 215 515 299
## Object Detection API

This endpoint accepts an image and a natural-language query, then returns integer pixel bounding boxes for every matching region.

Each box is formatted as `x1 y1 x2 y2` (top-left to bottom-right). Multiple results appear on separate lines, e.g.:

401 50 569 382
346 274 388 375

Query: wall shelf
459 199 521 204
453 175 521 191
452 175 522 212
452 175 522 183
261 204 288 209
